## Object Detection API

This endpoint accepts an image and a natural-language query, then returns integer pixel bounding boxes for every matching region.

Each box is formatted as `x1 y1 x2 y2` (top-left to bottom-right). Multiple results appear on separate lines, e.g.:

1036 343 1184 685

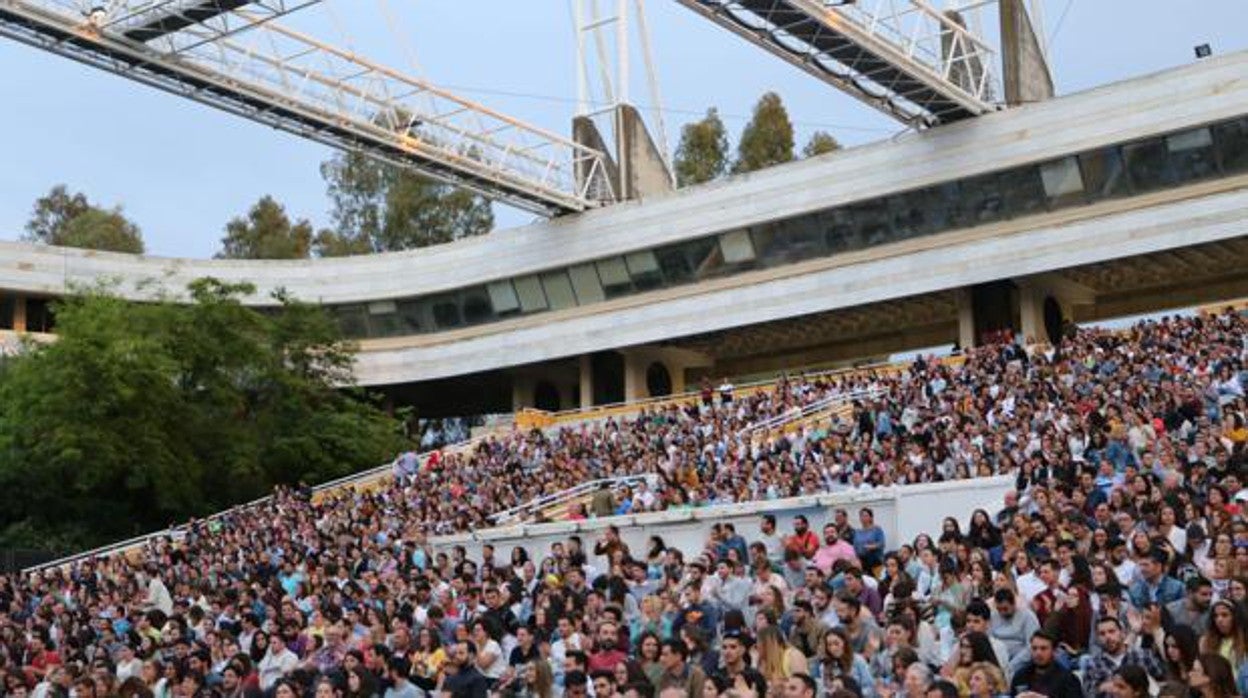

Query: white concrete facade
429 476 1016 567
1 51 1246 386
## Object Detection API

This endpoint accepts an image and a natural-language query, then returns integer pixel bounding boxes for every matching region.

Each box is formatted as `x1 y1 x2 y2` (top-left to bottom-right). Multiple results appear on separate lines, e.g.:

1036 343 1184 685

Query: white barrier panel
430 475 1014 565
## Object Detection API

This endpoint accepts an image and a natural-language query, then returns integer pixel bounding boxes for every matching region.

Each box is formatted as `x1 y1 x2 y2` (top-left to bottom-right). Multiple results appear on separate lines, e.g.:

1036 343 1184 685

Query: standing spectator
786 516 820 560
854 509 887 572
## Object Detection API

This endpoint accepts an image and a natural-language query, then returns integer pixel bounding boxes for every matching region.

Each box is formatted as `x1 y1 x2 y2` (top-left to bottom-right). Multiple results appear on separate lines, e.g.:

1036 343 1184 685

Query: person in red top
785 515 820 560
587 620 629 674
22 635 60 683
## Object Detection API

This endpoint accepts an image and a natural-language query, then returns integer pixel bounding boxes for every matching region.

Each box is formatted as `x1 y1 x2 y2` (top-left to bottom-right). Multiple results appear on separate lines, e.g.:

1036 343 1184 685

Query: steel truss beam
0 1 615 215
676 0 1001 127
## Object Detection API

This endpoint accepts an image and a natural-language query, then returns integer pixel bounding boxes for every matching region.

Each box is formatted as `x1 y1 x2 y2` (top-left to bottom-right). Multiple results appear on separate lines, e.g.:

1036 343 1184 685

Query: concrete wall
428 476 1015 565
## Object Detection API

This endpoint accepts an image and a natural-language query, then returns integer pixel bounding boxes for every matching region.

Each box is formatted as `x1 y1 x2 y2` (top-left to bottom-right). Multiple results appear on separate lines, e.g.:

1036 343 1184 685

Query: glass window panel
366 300 410 337
719 229 756 264
823 208 859 253
595 257 634 298
430 295 462 329
749 224 778 264
596 257 630 285
367 300 396 315
392 299 425 334
336 304 369 338
513 275 548 313
654 246 693 286
461 288 494 325
683 237 720 280
758 217 826 264
1079 147 1130 200
487 280 520 315
1166 127 1218 182
625 250 663 290
999 166 1048 218
888 191 929 239
1123 138 1173 193
1214 117 1248 174
1039 157 1086 208
568 264 606 304
959 172 1005 225
541 271 577 310
846 198 894 245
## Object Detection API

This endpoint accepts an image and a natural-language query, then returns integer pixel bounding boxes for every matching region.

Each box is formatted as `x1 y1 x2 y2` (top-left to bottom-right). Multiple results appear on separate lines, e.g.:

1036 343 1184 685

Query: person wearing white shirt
114 643 143 682
258 634 299 691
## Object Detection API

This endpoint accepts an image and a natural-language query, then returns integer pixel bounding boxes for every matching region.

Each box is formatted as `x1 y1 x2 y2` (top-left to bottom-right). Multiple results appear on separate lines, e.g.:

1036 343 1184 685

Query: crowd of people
0 308 1244 698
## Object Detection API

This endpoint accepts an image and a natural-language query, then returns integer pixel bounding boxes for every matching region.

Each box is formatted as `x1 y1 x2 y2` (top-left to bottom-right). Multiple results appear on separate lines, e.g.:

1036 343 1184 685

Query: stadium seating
10 307 1247 698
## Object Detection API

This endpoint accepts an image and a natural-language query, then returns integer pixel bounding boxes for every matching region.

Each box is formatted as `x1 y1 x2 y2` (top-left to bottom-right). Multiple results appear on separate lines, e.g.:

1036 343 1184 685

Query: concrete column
579 354 594 410
955 288 976 349
13 296 26 333
622 350 647 403
1017 284 1047 346
670 364 687 395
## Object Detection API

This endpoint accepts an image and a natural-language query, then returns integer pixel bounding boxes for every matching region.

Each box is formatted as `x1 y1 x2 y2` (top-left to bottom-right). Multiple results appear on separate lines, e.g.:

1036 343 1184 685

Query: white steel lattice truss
0 0 616 214
676 0 1002 127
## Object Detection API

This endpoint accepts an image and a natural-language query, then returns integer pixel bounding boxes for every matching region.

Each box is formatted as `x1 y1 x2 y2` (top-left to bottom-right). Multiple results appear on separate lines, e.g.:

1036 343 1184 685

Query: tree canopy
316 151 494 255
217 195 314 260
23 185 145 254
0 280 408 550
733 92 795 174
673 108 730 188
802 130 842 158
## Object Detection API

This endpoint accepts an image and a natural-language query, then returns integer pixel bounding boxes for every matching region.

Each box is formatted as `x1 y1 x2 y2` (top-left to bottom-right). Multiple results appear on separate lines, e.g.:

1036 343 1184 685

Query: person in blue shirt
853 508 887 572
1128 549 1185 608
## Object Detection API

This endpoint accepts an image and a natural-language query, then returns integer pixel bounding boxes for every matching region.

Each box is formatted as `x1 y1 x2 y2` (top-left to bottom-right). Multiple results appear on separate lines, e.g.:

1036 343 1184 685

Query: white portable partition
430 475 1015 565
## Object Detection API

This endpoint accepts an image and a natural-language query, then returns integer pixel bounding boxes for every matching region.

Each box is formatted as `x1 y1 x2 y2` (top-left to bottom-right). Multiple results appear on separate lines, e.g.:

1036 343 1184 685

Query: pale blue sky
1 1 1246 258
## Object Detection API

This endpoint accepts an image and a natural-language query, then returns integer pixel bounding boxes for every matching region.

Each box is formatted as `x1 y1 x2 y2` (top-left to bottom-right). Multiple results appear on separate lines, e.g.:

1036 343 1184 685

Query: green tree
0 281 408 549
217 196 313 260
24 185 145 254
733 92 795 174
673 108 730 187
316 151 494 256
802 130 842 158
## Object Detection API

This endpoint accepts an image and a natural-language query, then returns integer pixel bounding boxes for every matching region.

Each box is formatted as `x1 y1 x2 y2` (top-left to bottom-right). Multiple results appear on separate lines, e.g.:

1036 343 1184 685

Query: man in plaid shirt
1081 616 1164 698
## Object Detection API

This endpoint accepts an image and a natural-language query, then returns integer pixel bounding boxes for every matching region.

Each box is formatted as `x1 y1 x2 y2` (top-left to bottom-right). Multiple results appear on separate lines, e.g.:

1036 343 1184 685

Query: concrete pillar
622 350 647 403
956 288 976 349
999 0 1055 106
13 296 26 333
579 354 594 410
670 364 687 395
1017 284 1046 346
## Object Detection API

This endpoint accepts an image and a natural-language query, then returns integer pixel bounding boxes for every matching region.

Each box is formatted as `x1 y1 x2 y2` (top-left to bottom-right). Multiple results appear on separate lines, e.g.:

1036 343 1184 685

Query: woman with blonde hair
965 662 1007 698
753 625 808 689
